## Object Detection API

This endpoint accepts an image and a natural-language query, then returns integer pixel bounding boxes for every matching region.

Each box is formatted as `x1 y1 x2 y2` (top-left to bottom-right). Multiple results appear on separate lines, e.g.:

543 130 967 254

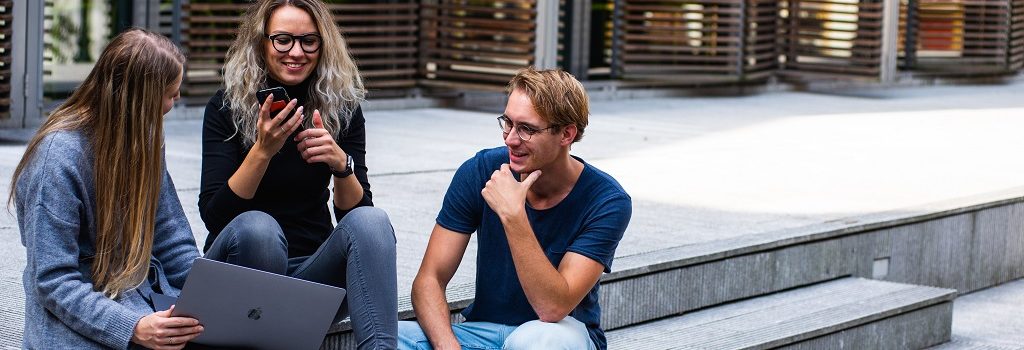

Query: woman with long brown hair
11 29 203 349
199 0 396 348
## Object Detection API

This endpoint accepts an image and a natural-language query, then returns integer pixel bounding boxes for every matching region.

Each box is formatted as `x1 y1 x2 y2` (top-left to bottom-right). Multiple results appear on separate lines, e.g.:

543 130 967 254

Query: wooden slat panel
182 1 418 100
1010 0 1024 69
421 14 536 30
0 0 12 119
900 0 1018 74
420 0 536 89
183 2 246 98
780 0 887 80
961 0 1012 72
421 3 536 16
617 0 779 83
157 0 176 39
747 0 784 77
330 2 418 90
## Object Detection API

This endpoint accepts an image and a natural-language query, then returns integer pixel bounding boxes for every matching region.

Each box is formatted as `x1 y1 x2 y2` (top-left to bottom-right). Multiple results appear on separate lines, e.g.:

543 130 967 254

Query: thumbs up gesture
294 109 348 173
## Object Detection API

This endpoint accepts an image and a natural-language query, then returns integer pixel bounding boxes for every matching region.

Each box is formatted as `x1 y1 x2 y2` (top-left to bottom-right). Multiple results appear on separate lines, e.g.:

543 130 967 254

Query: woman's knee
342 207 394 232
207 211 287 273
337 207 396 249
503 318 591 350
225 211 286 250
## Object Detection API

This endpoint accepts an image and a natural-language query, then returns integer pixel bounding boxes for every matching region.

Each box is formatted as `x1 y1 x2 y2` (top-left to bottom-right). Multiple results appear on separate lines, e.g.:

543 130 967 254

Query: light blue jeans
205 208 397 350
397 317 596 350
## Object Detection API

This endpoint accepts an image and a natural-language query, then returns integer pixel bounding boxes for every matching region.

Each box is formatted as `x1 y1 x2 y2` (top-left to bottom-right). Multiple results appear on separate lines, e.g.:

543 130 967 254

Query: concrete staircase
606 278 954 349
322 193 1024 349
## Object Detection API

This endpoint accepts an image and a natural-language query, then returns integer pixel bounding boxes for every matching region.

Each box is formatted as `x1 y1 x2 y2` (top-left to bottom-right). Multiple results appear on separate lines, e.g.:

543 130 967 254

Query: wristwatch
332 154 354 178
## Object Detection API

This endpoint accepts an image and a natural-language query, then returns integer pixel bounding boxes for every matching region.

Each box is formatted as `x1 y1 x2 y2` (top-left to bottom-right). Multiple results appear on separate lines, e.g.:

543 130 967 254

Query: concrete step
605 277 955 350
323 194 1024 348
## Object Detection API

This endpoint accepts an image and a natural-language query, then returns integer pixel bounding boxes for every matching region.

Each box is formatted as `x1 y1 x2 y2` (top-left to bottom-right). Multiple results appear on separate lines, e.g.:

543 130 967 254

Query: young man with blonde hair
399 67 632 350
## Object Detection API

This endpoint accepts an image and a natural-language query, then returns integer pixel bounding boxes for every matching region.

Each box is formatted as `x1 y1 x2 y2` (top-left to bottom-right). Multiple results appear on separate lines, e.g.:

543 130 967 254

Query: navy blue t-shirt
437 147 632 350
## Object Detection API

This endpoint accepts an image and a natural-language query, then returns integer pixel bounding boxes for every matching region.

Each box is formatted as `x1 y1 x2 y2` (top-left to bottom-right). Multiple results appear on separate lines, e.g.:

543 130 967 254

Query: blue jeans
205 208 397 349
397 317 596 350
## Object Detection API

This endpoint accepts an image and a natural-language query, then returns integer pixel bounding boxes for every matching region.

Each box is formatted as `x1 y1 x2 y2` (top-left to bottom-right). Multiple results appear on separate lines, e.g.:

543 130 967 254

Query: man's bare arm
481 165 606 322
501 214 606 322
411 224 471 350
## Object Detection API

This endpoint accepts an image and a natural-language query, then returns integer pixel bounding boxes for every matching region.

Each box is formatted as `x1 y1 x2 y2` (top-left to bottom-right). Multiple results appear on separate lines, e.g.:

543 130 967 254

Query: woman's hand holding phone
254 94 304 158
295 110 347 172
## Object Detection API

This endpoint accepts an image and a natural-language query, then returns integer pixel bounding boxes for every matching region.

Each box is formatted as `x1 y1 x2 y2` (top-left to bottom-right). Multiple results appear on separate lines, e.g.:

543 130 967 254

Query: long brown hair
222 0 365 149
9 29 185 298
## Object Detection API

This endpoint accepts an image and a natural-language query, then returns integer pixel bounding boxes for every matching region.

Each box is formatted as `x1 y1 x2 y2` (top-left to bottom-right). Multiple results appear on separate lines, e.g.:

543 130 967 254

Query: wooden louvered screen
900 0 1020 74
747 0 783 79
158 0 178 38
419 0 537 91
0 0 11 120
182 2 247 98
1012 0 1024 70
962 0 1013 71
779 0 888 79
617 0 778 84
332 3 418 91
182 1 419 100
898 0 960 68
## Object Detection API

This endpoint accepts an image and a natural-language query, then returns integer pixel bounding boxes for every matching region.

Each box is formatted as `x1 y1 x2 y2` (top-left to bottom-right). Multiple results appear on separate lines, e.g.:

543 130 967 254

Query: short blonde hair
507 67 589 143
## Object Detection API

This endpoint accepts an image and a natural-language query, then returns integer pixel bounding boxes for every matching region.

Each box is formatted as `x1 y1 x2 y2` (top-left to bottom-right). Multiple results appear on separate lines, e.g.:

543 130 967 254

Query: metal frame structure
881 0 901 83
534 0 558 70
6 0 43 128
561 0 593 80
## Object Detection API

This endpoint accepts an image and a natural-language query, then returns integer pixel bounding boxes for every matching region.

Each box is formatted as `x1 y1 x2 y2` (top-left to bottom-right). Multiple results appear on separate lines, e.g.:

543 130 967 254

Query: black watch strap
332 154 354 178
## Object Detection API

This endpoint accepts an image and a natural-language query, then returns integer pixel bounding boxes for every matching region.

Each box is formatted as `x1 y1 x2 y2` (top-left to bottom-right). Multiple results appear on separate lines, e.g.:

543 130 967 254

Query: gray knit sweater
16 130 200 349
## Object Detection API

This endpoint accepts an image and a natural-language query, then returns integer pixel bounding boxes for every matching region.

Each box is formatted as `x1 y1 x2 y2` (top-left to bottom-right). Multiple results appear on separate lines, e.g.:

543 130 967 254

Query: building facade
2 0 1022 127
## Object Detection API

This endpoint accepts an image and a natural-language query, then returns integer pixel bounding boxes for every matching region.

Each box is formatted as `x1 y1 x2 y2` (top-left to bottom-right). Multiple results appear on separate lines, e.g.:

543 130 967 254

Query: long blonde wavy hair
222 0 365 148
9 29 185 298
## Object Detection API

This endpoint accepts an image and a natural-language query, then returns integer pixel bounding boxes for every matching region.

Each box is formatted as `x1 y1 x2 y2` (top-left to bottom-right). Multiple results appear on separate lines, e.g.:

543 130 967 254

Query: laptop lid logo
247 307 262 321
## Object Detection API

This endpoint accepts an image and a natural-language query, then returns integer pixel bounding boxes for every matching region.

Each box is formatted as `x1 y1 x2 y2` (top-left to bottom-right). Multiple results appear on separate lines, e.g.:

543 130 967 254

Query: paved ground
932 278 1024 350
2 80 1024 347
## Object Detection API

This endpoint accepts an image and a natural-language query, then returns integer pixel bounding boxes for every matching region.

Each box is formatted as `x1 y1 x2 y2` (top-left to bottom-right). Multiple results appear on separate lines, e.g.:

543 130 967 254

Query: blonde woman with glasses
198 0 397 348
11 29 204 349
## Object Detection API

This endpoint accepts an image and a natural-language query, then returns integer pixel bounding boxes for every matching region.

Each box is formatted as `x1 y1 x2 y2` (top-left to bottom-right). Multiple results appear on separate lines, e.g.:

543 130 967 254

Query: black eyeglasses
267 33 322 53
497 115 560 141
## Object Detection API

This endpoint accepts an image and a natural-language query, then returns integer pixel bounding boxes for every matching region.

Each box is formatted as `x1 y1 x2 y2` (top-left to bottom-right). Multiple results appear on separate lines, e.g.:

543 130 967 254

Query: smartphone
256 86 290 113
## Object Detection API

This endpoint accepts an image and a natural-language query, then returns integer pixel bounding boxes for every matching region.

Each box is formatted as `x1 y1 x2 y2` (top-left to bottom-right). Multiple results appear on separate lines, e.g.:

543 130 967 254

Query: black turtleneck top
198 78 373 257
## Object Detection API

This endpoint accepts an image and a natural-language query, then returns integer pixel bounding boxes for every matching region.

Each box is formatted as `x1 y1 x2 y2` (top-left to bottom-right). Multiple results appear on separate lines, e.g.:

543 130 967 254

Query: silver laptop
164 258 346 350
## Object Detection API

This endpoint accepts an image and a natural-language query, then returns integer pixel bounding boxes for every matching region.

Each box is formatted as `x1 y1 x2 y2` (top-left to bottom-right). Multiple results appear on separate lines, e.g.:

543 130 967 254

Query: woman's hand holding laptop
132 305 204 350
